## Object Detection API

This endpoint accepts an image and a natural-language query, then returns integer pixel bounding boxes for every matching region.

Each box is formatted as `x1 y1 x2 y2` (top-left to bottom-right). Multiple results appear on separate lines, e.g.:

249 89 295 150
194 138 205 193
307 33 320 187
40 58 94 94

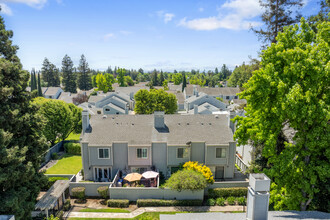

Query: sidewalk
65 206 245 219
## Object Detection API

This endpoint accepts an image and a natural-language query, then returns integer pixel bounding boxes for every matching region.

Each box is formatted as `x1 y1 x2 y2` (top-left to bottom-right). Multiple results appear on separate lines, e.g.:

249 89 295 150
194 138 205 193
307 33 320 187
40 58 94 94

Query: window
137 148 148 158
216 148 226 158
105 108 110 112
226 96 230 100
131 167 147 174
177 148 189 158
98 148 110 159
234 96 238 99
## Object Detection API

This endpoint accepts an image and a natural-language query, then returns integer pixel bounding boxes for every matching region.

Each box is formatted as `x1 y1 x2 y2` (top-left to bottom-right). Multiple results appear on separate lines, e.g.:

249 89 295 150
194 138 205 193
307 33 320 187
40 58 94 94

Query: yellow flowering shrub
183 161 214 184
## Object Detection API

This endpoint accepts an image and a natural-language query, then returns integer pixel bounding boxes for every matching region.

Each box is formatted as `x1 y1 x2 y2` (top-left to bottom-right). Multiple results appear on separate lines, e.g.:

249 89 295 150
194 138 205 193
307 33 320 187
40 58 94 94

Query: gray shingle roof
105 103 126 113
44 87 62 96
185 85 241 97
88 95 105 103
83 114 233 146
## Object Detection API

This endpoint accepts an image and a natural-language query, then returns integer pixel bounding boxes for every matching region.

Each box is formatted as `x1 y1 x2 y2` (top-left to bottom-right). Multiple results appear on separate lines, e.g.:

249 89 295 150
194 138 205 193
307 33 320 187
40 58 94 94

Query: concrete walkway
65 206 245 219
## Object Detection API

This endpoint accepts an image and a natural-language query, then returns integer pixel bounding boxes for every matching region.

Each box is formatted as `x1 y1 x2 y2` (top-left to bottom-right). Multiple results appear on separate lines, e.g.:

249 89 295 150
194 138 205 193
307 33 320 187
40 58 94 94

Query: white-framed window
177 148 189 159
137 148 148 158
216 148 226 158
98 148 110 159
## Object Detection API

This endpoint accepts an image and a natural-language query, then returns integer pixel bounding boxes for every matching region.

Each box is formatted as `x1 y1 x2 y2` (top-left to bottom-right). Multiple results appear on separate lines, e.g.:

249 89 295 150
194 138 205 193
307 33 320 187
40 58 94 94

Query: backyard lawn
66 132 81 141
68 212 178 220
45 154 82 174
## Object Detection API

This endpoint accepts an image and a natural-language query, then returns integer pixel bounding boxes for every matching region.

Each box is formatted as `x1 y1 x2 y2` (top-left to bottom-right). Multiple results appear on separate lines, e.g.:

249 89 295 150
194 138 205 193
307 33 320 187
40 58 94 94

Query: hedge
97 186 109 199
208 187 247 199
216 197 226 206
227 196 236 205
237 197 247 205
137 199 203 207
107 199 129 208
206 198 216 206
64 142 81 155
72 187 85 200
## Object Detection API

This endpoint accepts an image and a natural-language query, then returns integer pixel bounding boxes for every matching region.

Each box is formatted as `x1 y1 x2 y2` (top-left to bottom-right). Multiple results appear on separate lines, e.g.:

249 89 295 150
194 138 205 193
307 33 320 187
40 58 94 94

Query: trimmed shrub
64 142 81 155
206 198 216 206
216 197 226 206
137 199 203 207
51 152 59 160
208 187 247 199
72 187 85 201
63 199 71 211
107 199 129 208
227 196 236 205
237 197 247 205
97 186 109 199
165 170 207 191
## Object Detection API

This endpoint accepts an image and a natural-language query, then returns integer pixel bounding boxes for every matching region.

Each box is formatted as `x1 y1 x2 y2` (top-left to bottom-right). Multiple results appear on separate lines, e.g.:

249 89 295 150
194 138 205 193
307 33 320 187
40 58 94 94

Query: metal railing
235 154 249 174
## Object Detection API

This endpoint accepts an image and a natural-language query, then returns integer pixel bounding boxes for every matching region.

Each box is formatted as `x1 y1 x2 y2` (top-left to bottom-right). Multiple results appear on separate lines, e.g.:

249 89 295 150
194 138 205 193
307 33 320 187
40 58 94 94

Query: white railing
235 154 248 174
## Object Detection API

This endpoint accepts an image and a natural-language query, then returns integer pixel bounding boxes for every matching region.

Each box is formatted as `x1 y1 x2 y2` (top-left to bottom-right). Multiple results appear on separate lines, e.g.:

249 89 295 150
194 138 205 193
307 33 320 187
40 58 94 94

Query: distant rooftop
185 85 241 97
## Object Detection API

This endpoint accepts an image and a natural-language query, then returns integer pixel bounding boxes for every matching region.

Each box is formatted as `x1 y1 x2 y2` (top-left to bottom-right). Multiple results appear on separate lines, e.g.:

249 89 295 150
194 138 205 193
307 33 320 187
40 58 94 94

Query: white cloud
198 7 204 12
178 0 263 31
1 0 47 9
156 10 175 23
0 3 13 15
103 33 115 41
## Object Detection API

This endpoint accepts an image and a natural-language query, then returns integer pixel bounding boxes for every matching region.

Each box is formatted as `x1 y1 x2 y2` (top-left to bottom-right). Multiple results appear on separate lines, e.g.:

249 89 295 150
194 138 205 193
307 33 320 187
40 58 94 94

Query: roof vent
102 115 107 119
209 123 212 125
215 115 219 119
187 123 189 125
201 122 204 125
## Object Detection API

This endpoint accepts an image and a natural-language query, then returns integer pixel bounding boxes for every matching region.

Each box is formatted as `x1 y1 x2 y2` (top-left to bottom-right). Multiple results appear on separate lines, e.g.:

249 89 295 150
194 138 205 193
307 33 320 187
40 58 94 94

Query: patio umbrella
142 171 159 179
124 173 142 182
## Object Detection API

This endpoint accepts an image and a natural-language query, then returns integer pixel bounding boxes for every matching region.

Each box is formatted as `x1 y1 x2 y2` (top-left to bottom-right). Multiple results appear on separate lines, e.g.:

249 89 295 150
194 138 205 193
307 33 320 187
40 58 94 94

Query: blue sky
0 0 320 72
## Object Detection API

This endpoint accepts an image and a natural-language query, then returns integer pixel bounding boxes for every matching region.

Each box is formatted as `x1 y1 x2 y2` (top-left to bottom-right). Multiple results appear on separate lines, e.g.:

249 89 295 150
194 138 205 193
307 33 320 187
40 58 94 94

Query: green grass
66 132 81 141
79 208 130 213
45 154 82 174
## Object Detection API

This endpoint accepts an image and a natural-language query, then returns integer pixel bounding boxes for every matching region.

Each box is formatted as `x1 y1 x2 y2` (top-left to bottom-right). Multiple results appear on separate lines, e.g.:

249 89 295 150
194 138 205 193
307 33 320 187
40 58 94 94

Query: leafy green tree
136 73 145 82
77 54 92 91
62 54 76 93
134 89 177 114
234 19 329 211
91 75 97 88
34 98 82 145
227 60 260 87
151 69 158 86
253 0 303 46
172 73 182 85
125 75 134 86
37 73 43 96
0 13 48 220
165 170 207 192
220 64 231 80
41 58 60 87
163 79 169 90
307 0 330 32
104 73 114 90
117 68 126 87
96 73 107 93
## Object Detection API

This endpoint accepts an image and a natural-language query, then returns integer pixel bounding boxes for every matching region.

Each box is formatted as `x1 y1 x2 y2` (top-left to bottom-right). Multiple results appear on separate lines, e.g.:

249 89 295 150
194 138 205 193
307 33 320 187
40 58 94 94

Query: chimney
130 92 134 100
82 109 90 134
154 111 165 129
228 110 235 133
194 105 198 114
193 85 197 96
125 104 129 114
246 173 271 220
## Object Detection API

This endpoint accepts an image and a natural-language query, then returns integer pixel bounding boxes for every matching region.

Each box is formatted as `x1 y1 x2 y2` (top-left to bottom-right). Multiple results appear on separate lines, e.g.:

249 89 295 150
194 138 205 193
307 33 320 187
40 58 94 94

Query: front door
215 166 224 179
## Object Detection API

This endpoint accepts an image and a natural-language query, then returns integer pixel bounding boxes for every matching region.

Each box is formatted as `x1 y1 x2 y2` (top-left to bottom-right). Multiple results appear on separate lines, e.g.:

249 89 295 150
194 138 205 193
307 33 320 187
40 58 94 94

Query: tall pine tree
77 54 92 91
37 73 43 96
0 12 48 219
182 72 187 92
61 54 76 93
253 0 304 46
41 58 60 87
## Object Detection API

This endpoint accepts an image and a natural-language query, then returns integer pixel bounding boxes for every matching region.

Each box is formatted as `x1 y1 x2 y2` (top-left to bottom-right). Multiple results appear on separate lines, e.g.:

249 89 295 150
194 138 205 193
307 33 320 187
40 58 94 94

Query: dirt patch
70 199 137 212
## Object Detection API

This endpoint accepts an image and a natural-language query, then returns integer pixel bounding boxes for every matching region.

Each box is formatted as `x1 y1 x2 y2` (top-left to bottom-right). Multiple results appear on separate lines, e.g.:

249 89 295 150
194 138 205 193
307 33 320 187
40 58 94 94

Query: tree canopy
234 18 329 211
34 98 82 145
165 169 207 192
0 13 48 219
77 54 92 91
134 89 177 114
61 54 76 93
41 58 60 87
227 60 260 87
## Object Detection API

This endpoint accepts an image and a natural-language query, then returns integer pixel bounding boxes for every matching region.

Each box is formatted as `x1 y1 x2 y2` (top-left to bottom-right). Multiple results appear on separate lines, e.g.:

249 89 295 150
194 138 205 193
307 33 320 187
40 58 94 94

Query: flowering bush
183 161 214 184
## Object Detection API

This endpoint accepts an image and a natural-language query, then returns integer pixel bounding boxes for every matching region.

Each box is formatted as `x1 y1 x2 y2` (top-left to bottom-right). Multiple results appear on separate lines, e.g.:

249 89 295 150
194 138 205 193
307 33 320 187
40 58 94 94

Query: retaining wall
69 182 111 197
109 188 204 201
